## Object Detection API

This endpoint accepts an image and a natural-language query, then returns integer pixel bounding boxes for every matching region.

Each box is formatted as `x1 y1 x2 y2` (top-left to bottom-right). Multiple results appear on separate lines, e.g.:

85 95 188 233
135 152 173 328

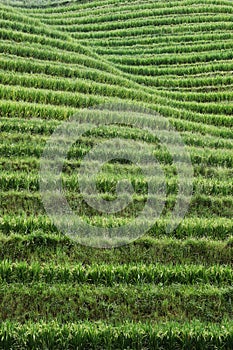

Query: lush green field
0 0 232 348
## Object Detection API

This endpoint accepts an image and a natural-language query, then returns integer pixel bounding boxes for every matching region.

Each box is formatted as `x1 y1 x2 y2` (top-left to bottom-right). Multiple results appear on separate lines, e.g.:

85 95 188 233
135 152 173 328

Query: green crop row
95 39 233 57
165 99 233 117
22 0 233 14
1 232 233 265
0 41 231 127
17 0 185 13
127 59 233 77
0 7 149 88
0 8 69 41
0 55 135 88
1 83 232 130
1 130 232 165
0 214 232 239
115 57 233 76
51 13 233 34
169 83 233 93
0 38 118 77
127 70 233 90
108 48 233 67
1 109 232 140
71 21 233 40
3 0 75 8
0 319 233 349
1 190 232 218
39 4 233 26
0 7 157 87
1 59 233 129
1 163 232 192
0 70 152 103
84 31 233 48
160 90 233 103
0 83 113 109
0 21 129 78
2 124 233 151
1 156 232 181
156 99 233 126
0 116 60 134
0 260 232 285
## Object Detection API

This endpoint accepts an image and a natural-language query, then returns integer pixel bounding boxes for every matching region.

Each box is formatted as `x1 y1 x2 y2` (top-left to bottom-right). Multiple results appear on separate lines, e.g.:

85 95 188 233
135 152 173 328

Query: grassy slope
0 0 233 348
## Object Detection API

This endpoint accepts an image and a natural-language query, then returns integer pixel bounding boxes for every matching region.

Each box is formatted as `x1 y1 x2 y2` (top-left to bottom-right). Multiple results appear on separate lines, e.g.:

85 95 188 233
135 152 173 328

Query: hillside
0 0 233 348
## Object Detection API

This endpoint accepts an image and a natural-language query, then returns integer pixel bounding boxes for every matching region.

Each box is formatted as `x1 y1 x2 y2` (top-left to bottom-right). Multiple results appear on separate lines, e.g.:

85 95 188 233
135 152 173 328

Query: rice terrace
0 0 233 348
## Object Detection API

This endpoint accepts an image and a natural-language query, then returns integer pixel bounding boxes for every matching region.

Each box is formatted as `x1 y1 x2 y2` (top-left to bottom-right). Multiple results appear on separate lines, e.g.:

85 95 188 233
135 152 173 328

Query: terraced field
0 0 233 348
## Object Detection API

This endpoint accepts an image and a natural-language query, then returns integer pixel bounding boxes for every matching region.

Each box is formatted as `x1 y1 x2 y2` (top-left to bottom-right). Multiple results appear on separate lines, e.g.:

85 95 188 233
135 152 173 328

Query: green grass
0 283 232 323
0 0 233 347
1 233 233 265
